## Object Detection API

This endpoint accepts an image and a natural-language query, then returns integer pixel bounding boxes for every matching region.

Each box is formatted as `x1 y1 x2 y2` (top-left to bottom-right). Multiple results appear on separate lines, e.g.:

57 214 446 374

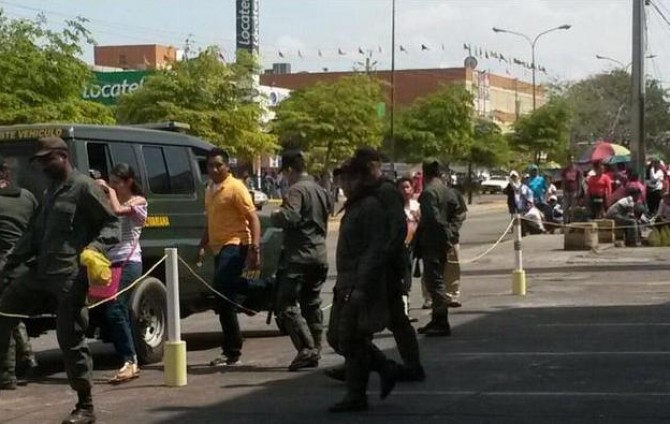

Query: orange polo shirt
204 174 255 252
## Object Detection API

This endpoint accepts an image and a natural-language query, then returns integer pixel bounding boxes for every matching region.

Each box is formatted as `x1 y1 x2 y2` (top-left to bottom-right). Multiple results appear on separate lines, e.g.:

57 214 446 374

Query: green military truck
0 123 283 364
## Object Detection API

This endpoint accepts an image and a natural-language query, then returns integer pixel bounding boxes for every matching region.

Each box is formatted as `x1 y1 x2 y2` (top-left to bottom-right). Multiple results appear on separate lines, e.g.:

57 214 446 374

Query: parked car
481 174 509 194
0 122 284 364
249 188 269 210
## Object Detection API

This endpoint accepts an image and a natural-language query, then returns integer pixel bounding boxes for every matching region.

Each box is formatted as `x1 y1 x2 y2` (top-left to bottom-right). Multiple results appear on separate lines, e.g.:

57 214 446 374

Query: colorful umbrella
578 142 630 164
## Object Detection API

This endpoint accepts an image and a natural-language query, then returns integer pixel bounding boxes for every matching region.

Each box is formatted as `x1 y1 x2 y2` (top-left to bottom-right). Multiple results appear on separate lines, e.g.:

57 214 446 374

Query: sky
1 0 670 85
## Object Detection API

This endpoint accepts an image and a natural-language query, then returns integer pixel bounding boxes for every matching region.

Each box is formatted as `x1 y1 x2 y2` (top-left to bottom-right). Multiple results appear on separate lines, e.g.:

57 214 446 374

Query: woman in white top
397 178 421 316
96 164 148 383
647 160 665 215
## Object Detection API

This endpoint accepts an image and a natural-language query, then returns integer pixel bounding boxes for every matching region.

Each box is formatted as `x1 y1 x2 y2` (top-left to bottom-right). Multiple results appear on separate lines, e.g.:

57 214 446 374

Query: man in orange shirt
198 148 261 366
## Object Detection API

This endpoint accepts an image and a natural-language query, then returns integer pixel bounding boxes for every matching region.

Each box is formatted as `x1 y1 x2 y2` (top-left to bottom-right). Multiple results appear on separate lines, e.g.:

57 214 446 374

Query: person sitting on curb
606 187 642 246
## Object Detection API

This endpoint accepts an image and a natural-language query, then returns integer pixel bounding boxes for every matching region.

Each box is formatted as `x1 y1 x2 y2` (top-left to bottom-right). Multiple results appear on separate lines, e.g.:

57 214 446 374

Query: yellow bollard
164 341 188 387
512 269 527 296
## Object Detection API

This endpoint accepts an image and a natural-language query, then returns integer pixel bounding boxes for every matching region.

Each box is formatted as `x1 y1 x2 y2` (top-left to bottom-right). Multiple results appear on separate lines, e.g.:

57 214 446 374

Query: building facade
260 67 544 129
94 44 178 70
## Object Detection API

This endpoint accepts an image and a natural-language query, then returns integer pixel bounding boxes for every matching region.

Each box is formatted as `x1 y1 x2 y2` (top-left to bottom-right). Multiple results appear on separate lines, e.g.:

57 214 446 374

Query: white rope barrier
177 256 262 317
519 216 662 231
447 219 515 265
0 255 167 320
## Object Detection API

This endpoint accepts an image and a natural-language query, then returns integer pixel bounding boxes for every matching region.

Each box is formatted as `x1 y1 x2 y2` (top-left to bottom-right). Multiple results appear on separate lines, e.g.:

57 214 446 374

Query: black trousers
327 289 390 398
275 263 327 353
0 267 91 392
386 276 420 369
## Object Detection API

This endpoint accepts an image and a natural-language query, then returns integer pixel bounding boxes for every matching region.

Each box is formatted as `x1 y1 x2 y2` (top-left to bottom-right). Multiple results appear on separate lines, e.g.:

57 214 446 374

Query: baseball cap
31 136 68 161
422 157 442 175
279 149 304 172
509 170 519 178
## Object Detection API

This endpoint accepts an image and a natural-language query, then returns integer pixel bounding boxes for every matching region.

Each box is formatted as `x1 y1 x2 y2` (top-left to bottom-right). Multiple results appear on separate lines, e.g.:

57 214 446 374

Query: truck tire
130 277 167 365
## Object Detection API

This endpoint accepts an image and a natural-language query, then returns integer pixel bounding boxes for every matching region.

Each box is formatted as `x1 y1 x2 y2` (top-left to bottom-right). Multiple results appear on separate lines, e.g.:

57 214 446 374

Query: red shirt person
586 161 612 219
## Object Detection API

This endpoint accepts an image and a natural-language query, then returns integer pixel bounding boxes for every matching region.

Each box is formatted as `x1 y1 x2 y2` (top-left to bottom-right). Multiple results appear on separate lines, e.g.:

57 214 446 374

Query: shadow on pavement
137 301 670 423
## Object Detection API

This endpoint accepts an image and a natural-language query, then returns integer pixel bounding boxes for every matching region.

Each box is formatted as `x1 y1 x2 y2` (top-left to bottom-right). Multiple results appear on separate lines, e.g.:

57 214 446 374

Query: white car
481 175 509 194
249 189 269 210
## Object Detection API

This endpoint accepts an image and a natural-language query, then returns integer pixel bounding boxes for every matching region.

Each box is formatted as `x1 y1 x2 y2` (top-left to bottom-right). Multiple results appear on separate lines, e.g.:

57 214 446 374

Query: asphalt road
12 200 670 423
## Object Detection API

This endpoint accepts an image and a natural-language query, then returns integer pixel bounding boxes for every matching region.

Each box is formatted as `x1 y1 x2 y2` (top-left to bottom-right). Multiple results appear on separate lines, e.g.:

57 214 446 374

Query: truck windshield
0 141 49 199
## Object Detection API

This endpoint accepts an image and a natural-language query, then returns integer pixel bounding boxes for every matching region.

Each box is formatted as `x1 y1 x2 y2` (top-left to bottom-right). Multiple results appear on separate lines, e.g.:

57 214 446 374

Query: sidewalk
6 234 670 423
459 232 670 276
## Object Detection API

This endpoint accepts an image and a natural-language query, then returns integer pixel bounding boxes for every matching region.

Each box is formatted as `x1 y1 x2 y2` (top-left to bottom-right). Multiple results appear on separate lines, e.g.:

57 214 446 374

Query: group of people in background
500 154 670 242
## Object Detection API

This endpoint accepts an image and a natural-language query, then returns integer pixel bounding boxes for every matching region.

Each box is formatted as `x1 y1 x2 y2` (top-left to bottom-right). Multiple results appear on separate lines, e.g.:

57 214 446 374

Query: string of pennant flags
463 43 548 73
253 42 547 74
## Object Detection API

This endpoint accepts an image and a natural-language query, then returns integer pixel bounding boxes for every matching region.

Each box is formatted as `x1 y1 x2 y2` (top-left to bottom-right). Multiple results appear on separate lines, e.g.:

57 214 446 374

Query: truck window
110 143 140 176
164 146 195 194
142 146 170 194
0 142 49 198
86 143 111 180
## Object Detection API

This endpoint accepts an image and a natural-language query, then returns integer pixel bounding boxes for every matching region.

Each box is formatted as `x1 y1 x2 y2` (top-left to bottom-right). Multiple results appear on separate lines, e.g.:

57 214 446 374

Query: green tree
0 11 114 125
271 75 384 173
117 48 276 158
561 70 670 151
511 98 571 164
467 118 510 168
393 84 474 164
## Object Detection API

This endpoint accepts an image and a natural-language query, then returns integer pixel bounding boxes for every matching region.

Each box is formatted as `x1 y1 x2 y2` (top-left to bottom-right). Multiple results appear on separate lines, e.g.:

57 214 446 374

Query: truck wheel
130 277 167 365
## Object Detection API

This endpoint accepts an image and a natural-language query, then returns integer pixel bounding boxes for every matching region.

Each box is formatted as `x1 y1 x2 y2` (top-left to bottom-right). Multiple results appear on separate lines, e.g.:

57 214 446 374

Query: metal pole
164 247 187 386
390 0 396 175
631 0 646 177
512 214 526 295
531 45 537 111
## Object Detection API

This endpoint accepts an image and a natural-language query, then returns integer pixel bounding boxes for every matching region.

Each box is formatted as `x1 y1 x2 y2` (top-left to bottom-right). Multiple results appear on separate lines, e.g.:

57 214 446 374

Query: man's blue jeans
214 245 248 359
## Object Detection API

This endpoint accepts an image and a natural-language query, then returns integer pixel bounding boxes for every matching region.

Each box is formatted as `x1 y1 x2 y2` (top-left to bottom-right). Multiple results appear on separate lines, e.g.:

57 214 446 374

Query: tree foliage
117 48 276 158
0 11 114 125
560 70 670 150
271 75 384 173
393 84 474 164
467 118 510 168
511 98 571 164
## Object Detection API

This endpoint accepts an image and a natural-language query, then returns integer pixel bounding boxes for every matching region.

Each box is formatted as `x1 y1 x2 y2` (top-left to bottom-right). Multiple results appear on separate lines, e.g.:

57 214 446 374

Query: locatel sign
82 71 151 105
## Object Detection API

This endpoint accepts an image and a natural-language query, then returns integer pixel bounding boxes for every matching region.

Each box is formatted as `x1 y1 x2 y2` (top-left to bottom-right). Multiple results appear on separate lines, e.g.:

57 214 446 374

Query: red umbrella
578 142 630 163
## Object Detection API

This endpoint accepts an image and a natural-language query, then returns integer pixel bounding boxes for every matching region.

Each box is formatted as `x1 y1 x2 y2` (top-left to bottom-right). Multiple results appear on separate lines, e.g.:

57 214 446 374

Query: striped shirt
108 201 148 264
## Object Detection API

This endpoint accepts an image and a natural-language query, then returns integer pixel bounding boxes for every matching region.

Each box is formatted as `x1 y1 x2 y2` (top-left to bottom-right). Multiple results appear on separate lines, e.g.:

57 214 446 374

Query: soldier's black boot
324 365 346 382
417 320 437 334
61 408 96 424
329 347 370 412
63 390 96 424
397 364 426 382
288 349 319 371
377 359 399 400
424 315 451 337
328 394 368 412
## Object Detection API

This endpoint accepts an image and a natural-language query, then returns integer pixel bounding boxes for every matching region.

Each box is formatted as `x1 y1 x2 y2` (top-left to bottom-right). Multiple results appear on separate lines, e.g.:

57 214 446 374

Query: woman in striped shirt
96 163 148 383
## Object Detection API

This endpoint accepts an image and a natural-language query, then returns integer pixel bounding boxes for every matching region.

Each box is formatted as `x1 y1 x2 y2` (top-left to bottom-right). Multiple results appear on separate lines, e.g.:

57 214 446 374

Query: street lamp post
595 54 657 72
492 24 571 110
